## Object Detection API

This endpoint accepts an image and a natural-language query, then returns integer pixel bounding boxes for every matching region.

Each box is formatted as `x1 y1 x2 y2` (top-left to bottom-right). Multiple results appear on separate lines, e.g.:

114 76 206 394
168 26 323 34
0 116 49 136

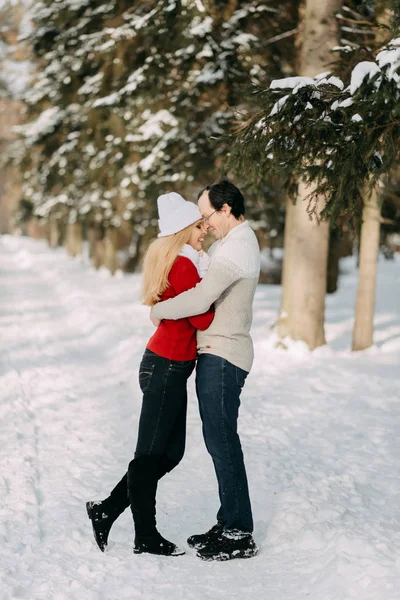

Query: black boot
187 523 223 550
196 530 259 561
86 498 119 552
128 455 184 557
86 456 178 552
86 472 130 552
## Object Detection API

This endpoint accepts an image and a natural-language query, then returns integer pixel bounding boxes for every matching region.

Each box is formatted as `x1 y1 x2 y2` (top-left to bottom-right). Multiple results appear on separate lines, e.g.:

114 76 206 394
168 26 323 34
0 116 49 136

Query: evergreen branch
336 16 379 27
341 6 371 21
262 28 298 47
228 34 400 226
390 0 400 34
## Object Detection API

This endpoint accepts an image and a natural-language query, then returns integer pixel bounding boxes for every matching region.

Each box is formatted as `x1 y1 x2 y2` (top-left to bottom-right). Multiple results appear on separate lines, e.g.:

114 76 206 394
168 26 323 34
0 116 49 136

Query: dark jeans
196 353 253 533
134 349 195 461
107 349 195 515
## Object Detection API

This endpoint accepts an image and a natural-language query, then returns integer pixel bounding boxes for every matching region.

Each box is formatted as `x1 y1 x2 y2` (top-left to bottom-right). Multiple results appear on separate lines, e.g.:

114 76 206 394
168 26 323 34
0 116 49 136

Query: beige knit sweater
152 221 260 372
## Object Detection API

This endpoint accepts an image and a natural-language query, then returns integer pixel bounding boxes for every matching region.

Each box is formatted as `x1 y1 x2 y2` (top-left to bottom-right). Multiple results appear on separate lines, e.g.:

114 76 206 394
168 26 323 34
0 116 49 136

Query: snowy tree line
5 0 299 269
1 0 400 352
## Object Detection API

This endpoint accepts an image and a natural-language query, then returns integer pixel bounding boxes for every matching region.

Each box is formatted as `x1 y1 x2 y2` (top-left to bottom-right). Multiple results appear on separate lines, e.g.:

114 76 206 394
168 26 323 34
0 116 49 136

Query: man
151 180 260 561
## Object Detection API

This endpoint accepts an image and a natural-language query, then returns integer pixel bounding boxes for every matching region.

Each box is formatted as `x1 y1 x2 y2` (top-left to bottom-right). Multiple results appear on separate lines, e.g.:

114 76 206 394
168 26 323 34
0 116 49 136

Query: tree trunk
65 222 82 257
86 225 98 259
277 0 342 349
327 228 354 293
93 239 104 269
26 217 48 240
278 182 329 348
326 228 341 294
352 188 381 351
104 228 119 274
49 218 61 248
277 196 295 339
0 97 24 235
298 0 343 74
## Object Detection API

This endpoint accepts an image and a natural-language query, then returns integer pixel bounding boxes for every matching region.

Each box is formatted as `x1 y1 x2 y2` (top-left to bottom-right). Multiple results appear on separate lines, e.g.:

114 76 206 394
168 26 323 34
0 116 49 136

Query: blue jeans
195 354 253 533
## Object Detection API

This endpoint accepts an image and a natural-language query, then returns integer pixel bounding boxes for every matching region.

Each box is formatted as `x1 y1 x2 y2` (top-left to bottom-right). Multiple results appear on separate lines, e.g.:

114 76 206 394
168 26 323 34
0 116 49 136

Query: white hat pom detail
157 192 202 238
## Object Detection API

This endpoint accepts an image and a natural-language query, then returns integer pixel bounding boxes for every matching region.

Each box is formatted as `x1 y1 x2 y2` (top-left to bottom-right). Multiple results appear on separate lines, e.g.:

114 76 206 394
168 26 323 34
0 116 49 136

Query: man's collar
222 220 249 242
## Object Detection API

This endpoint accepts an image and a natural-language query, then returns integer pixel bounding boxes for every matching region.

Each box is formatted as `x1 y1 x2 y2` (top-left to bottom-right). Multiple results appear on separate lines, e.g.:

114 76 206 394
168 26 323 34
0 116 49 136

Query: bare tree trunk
104 228 119 274
0 6 33 234
327 228 354 293
49 218 61 248
86 225 97 259
277 196 295 339
278 182 329 348
352 188 381 351
0 98 24 234
298 0 343 74
326 228 341 294
351 0 389 350
26 217 48 240
65 222 82 257
93 238 104 269
277 0 342 349
91 226 105 269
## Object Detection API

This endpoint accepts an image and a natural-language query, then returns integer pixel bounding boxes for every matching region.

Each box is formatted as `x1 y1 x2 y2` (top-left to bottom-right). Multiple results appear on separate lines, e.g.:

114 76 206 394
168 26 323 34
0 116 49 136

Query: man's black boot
187 523 223 550
128 455 184 557
196 530 259 561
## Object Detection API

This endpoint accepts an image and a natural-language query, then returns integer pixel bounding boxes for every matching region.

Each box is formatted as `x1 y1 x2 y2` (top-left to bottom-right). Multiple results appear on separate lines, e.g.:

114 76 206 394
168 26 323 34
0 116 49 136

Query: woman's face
188 220 205 251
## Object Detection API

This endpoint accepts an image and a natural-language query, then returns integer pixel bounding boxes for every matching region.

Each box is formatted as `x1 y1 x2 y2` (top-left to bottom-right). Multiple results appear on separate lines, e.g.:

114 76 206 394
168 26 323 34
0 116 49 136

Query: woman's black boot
87 455 179 551
86 472 130 551
128 455 184 556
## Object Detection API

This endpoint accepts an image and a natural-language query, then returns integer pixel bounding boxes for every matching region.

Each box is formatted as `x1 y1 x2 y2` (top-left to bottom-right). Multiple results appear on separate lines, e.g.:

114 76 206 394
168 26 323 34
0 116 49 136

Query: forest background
1 0 400 352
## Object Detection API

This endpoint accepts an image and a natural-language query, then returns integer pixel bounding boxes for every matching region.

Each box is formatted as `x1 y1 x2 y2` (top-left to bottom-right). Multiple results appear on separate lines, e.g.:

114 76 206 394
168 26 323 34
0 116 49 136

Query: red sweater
147 256 214 361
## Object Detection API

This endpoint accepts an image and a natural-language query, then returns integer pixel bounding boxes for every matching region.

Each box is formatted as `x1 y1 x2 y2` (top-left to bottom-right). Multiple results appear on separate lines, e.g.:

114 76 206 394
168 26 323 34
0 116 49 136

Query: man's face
198 190 226 240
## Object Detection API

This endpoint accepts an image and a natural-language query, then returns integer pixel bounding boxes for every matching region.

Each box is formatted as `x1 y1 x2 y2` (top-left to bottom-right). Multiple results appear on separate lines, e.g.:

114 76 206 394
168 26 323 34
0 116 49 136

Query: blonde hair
141 222 199 306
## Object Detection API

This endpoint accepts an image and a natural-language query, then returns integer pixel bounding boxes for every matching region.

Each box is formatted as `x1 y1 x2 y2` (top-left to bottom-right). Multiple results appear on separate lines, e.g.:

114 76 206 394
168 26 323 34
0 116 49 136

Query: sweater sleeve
168 258 214 330
153 242 256 321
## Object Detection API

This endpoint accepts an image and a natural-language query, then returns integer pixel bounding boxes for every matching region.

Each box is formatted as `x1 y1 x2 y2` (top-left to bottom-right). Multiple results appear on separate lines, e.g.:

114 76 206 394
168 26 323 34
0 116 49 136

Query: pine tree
13 0 299 269
229 4 399 227
229 0 400 350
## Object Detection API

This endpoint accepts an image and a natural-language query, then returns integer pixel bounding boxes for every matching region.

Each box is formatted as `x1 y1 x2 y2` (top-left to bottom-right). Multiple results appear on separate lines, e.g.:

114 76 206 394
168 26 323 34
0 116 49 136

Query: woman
86 192 214 557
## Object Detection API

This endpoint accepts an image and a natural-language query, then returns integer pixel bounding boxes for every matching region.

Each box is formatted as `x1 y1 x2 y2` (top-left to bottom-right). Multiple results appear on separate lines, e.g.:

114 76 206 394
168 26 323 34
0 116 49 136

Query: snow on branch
350 61 381 94
229 36 400 225
15 106 64 144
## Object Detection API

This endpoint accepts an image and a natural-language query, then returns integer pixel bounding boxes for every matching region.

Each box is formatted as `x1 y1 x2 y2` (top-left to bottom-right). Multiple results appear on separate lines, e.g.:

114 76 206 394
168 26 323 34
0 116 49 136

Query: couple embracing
87 180 260 562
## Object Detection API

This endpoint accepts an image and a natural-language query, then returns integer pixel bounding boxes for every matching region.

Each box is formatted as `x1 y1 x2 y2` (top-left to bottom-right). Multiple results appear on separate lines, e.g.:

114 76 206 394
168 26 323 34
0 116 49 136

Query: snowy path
1 235 400 600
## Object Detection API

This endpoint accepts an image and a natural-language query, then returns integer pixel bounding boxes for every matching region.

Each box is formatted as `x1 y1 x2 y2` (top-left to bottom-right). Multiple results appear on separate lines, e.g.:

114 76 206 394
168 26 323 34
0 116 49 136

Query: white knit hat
157 192 202 238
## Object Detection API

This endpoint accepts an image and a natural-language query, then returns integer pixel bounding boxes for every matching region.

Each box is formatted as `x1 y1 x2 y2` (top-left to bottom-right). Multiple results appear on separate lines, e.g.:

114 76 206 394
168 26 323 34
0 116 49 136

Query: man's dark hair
198 180 245 219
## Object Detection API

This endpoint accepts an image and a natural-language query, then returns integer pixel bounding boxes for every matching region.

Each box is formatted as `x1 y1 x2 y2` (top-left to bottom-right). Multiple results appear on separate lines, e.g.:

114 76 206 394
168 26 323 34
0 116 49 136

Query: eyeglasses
201 209 218 224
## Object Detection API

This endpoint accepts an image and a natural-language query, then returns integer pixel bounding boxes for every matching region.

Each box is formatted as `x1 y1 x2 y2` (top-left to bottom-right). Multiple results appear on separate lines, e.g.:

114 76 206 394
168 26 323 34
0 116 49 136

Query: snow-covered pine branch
229 33 400 225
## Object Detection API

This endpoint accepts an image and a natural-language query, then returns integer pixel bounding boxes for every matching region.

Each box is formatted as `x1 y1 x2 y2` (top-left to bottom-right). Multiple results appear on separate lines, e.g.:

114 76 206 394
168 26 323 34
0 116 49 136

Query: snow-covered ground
1 234 400 600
